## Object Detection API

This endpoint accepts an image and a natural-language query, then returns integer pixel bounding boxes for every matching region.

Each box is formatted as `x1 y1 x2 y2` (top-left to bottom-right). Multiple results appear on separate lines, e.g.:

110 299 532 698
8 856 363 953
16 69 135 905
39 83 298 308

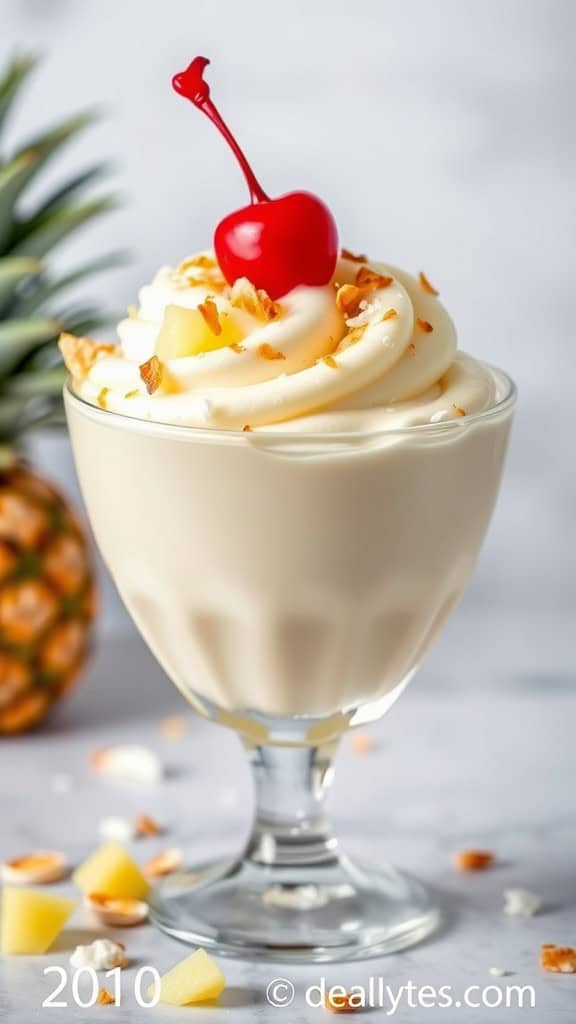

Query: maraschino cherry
172 57 338 300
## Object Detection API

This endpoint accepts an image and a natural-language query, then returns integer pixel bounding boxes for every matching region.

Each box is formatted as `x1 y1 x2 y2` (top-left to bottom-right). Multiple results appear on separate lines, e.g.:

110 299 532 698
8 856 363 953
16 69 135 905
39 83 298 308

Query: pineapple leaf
31 162 114 219
0 54 122 449
0 396 66 443
0 151 36 248
0 256 43 307
59 309 115 337
0 110 97 247
4 364 67 398
0 395 28 432
21 408 68 434
10 195 117 260
20 339 64 370
0 54 38 135
12 251 127 317
0 317 61 375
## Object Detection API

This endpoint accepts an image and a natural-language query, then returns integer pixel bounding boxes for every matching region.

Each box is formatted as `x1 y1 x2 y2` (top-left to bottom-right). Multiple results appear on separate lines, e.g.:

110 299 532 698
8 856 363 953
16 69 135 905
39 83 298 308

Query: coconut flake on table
1 851 67 884
159 715 188 739
98 816 137 842
503 888 542 917
143 848 184 878
70 938 127 970
85 894 149 927
92 745 164 783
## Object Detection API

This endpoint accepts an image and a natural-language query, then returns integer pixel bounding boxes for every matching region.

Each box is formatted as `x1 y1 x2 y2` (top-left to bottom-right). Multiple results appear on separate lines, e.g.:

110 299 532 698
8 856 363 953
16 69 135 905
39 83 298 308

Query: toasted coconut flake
540 944 576 974
198 298 222 336
336 284 362 317
97 988 115 1006
452 404 466 417
340 247 367 263
97 387 110 410
1 851 66 885
381 308 398 322
407 342 416 357
350 733 375 755
258 343 286 362
230 278 280 321
454 849 494 872
230 342 245 354
89 747 106 770
178 253 216 272
325 990 361 1013
419 271 439 296
355 266 393 290
346 325 366 345
416 317 434 333
139 355 163 395
59 333 116 379
176 254 227 291
136 814 162 838
322 354 339 369
242 424 253 432
124 389 139 399
159 715 188 739
144 848 184 878
86 892 149 927
179 274 227 292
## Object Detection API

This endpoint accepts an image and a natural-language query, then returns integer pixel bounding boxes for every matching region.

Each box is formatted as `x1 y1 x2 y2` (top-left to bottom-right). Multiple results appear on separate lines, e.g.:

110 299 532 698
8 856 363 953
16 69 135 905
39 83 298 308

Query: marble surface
1 606 574 1022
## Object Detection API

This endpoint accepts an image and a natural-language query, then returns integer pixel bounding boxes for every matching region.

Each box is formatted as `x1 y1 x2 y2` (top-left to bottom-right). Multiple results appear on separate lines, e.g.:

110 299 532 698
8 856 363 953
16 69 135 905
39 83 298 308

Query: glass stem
244 742 340 868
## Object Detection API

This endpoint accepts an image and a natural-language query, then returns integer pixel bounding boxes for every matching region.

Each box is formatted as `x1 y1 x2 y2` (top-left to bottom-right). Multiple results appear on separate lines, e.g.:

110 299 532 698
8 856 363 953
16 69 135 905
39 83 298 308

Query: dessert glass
64 367 515 962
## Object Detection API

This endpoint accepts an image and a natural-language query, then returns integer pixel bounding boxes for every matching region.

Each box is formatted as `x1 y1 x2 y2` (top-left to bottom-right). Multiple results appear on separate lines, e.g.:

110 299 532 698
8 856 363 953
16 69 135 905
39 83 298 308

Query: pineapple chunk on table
0 886 76 954
148 948 226 1005
156 303 243 358
73 842 149 900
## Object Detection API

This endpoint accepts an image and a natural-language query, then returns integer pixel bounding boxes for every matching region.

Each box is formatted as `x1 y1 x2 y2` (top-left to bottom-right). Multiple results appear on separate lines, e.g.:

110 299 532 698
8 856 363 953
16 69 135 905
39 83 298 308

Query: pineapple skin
0 463 96 734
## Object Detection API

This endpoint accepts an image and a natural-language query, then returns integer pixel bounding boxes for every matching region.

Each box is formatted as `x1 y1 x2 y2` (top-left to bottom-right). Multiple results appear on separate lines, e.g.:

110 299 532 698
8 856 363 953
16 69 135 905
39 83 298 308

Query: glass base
149 852 440 963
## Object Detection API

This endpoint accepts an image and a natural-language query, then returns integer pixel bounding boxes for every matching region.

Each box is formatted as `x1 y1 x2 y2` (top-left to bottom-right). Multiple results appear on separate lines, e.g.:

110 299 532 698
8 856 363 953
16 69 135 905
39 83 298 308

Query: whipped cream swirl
71 253 497 432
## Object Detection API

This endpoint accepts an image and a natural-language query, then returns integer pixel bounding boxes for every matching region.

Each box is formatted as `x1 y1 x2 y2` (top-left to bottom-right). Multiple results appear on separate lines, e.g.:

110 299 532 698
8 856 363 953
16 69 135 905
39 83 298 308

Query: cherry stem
172 56 269 205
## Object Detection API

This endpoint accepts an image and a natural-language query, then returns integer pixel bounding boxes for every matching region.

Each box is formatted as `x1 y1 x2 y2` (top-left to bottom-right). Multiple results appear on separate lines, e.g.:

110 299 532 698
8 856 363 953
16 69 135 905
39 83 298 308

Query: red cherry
172 57 338 299
215 191 338 299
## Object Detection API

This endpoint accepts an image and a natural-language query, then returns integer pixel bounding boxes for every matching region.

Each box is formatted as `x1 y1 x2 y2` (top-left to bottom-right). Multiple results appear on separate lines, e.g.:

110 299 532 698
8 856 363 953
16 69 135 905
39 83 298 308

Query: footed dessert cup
64 372 514 961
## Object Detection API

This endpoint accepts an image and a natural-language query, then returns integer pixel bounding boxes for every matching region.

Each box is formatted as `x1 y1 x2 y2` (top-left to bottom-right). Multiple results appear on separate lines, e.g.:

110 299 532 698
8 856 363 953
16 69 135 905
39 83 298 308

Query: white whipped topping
74 254 498 431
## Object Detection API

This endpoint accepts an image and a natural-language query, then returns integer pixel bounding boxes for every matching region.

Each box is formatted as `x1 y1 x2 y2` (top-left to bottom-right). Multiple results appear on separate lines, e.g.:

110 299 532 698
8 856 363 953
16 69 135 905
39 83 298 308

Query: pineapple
0 463 97 733
0 55 120 733
149 949 226 1006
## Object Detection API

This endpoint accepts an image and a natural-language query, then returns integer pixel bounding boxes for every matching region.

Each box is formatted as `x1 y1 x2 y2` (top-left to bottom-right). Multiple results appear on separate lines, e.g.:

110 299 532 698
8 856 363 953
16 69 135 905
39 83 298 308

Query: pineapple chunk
72 842 149 900
156 303 243 359
0 886 76 954
148 948 226 1006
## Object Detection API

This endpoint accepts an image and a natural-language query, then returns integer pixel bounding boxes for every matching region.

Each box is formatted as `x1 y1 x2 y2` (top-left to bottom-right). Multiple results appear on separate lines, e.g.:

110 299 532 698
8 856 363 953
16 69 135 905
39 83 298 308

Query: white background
2 0 575 620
